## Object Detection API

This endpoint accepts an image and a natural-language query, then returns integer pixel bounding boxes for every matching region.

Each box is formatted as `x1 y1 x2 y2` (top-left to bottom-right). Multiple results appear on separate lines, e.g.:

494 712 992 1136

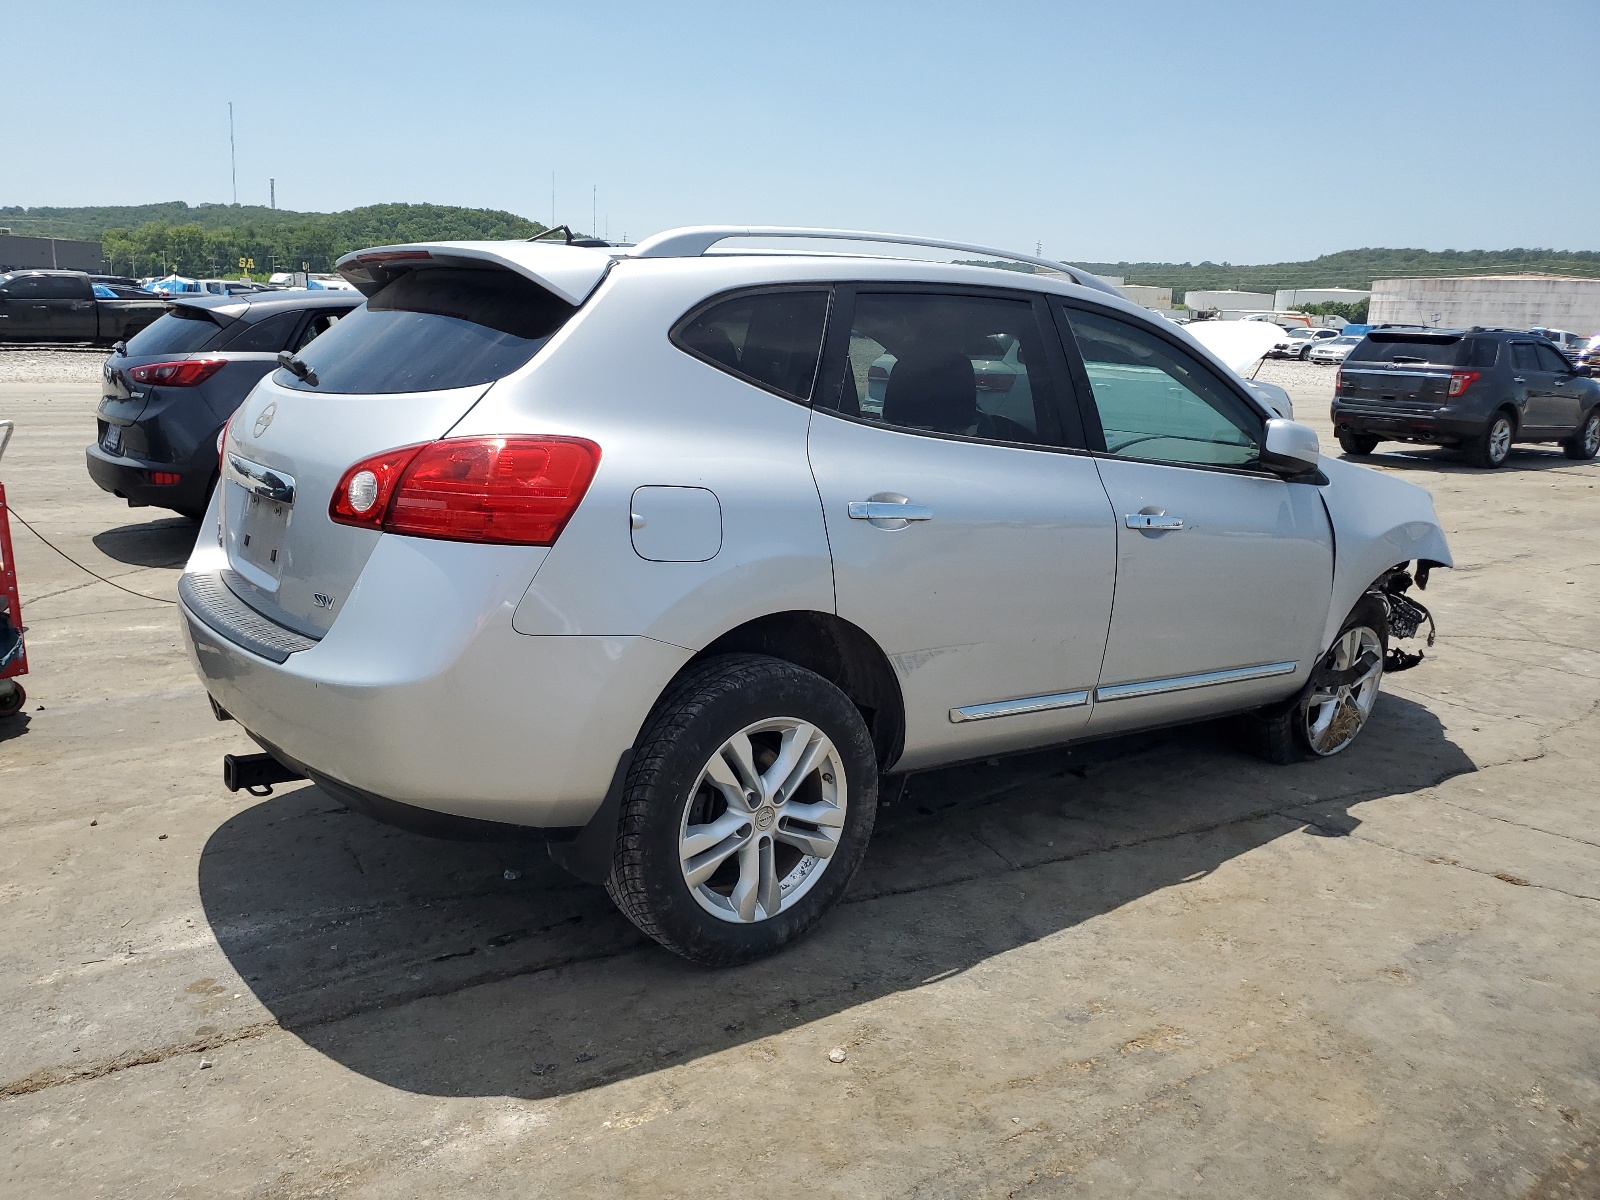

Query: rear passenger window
220 310 301 352
1511 344 1540 371
821 292 1060 446
1466 339 1500 369
673 290 830 401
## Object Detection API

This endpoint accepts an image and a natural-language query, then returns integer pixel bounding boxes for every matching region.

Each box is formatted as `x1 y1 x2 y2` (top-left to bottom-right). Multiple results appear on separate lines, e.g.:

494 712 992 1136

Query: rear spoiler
335 241 614 306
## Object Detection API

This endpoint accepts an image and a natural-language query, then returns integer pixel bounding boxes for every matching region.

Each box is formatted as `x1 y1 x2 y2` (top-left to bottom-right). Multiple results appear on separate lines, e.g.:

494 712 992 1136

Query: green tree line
6 203 548 278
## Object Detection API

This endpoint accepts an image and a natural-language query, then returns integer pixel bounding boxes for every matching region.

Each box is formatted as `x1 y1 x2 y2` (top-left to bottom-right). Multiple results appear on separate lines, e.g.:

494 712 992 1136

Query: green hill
0 202 548 277
1074 248 1600 294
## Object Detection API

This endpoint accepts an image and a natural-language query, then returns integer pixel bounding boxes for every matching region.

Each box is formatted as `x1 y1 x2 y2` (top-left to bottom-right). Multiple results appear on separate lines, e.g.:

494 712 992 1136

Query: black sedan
86 291 359 518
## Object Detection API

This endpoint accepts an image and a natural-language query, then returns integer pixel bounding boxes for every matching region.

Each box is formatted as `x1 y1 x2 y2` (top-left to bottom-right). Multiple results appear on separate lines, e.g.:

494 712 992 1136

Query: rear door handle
1513 376 1526 383
1125 512 1184 530
849 501 933 521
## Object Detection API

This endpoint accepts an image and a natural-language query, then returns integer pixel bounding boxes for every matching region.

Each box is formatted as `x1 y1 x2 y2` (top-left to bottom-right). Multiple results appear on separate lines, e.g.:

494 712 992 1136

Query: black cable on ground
6 508 177 605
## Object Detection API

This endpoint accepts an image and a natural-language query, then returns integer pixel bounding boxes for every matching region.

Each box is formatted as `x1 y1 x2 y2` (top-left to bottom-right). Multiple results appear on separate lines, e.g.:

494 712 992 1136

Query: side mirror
1261 418 1322 478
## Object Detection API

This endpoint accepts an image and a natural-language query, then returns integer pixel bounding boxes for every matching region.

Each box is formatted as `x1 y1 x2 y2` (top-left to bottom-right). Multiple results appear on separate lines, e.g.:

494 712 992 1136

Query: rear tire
605 654 878 966
1242 596 1387 765
1562 408 1600 460
1338 432 1380 456
1468 410 1515 468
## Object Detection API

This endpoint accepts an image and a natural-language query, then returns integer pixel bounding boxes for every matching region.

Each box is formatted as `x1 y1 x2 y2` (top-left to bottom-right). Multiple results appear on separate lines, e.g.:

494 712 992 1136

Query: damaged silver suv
181 226 1452 965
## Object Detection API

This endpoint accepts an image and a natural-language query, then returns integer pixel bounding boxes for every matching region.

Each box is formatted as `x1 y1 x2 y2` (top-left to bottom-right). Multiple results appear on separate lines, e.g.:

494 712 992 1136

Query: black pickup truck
0 270 166 344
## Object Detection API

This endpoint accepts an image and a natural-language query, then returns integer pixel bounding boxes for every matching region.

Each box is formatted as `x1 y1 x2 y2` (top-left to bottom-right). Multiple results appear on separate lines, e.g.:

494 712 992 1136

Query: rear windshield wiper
276 351 319 387
1387 355 1434 364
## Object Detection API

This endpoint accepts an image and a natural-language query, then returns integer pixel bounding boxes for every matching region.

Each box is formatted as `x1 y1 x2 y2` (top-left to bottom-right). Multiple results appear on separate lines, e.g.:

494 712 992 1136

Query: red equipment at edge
0 420 28 718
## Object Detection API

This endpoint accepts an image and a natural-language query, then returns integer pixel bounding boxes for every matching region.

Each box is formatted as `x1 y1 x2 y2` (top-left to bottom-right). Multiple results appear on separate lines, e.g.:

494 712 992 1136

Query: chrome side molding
1095 660 1298 703
950 689 1090 723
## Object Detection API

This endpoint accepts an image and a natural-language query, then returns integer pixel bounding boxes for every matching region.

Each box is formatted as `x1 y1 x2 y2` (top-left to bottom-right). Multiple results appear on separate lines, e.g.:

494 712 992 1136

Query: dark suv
86 291 360 517
1331 327 1600 467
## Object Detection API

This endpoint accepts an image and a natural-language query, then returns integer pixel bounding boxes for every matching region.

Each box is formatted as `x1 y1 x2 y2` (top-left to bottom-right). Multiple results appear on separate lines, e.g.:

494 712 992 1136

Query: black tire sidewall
612 655 878 965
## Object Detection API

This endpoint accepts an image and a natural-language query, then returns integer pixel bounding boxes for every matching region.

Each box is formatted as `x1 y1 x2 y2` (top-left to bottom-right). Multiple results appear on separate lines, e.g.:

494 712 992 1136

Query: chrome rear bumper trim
1095 660 1298 703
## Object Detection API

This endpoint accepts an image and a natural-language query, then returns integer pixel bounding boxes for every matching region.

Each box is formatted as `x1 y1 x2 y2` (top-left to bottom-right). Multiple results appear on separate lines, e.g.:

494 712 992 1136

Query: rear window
1348 334 1465 366
125 307 226 356
277 266 573 394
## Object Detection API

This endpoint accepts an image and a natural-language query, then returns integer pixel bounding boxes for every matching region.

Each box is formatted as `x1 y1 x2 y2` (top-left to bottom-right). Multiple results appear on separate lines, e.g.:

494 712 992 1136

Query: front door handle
1125 512 1184 531
1512 376 1526 383
849 501 933 521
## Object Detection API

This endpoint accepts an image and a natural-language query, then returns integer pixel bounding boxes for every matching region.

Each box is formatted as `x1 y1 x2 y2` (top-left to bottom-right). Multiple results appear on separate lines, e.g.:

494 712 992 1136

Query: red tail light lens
1447 370 1480 397
1334 367 1343 391
129 358 227 387
330 436 601 545
147 472 182 486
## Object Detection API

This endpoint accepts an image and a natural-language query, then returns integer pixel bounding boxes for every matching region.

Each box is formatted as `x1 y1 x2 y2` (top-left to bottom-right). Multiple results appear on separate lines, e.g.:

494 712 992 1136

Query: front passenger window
1061 307 1262 468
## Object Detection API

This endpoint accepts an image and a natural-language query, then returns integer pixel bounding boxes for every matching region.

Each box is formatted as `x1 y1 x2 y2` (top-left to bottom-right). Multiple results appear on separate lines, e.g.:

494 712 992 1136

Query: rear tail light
129 358 227 387
147 472 182 486
1448 370 1480 397
975 372 1015 393
1334 367 1342 391
330 436 601 546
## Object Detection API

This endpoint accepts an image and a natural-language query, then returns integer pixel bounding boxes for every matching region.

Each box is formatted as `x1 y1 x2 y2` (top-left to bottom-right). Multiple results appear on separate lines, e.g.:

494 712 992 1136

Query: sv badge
312 593 335 609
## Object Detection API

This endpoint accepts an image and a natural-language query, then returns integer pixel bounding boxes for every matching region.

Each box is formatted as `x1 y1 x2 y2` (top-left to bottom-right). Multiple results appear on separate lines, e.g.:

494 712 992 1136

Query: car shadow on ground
0 711 28 743
91 516 198 568
1343 447 1590 473
198 692 1472 1101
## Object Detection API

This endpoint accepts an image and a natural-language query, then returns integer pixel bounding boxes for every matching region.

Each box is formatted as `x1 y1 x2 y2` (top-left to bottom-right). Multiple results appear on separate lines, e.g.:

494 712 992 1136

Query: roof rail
628 226 1122 297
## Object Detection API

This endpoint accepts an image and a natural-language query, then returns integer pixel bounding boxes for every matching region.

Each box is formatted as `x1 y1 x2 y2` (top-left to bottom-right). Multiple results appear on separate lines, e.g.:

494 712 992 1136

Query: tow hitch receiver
223 752 307 795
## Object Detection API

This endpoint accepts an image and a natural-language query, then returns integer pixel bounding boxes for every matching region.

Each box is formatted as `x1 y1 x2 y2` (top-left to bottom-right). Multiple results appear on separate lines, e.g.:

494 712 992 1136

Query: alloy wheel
1584 413 1600 456
1487 417 1512 464
678 717 848 923
1303 626 1383 756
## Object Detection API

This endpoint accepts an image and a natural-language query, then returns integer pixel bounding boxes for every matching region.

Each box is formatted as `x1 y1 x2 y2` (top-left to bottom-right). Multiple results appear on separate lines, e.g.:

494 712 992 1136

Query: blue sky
7 0 1597 263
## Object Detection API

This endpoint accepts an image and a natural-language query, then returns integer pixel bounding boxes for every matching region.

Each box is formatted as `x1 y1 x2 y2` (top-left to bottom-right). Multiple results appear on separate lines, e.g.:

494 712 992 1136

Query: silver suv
180 226 1452 965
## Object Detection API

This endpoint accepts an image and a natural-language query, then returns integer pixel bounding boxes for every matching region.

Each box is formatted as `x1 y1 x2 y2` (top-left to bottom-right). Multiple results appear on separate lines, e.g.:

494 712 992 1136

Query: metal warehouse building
1369 275 1600 336
0 234 104 273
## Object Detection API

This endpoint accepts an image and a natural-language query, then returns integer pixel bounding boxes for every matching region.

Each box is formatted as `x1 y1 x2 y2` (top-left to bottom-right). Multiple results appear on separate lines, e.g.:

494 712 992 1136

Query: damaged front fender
1316 455 1453 654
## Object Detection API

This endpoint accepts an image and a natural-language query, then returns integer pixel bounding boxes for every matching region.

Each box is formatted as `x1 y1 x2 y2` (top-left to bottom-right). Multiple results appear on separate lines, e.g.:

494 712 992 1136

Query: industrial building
0 234 104 273
1369 275 1600 336
1183 289 1274 312
1116 283 1172 310
1275 287 1369 310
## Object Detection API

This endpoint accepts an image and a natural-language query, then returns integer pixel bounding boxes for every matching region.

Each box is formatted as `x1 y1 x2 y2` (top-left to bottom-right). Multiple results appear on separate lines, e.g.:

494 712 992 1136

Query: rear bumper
1330 402 1485 444
85 443 214 515
178 536 693 830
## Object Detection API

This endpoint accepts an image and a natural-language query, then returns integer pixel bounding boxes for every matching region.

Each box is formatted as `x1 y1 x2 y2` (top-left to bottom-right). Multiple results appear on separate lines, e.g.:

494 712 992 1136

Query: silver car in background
1308 334 1363 365
180 226 1452 965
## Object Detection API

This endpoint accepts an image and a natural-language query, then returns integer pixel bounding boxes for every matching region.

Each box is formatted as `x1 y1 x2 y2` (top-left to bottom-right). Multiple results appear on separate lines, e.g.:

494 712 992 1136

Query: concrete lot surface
2 354 1598 1198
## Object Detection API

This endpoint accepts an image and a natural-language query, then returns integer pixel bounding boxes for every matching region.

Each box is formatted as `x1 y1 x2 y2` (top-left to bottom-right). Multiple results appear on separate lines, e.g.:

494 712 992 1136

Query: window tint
1347 335 1464 365
36 275 88 299
1465 338 1500 369
3 276 44 299
1535 343 1571 372
1510 343 1540 371
824 292 1058 446
220 309 302 352
1062 306 1261 468
278 267 573 394
125 307 224 356
293 309 346 352
674 290 829 401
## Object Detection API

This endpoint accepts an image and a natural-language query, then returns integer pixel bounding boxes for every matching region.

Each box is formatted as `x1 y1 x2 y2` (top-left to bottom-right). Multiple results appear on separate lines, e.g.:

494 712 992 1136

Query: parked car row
162 227 1451 965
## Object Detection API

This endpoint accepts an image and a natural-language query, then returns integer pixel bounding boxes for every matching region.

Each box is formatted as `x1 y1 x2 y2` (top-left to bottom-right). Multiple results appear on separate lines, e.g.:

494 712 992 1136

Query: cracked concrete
3 360 1600 1197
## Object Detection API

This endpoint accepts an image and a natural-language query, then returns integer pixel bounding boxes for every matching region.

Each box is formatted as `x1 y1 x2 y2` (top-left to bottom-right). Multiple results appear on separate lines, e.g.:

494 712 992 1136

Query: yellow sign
237 257 255 269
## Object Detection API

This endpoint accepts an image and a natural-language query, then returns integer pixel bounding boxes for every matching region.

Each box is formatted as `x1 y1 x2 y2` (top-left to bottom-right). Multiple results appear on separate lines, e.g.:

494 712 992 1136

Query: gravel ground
0 349 107 386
